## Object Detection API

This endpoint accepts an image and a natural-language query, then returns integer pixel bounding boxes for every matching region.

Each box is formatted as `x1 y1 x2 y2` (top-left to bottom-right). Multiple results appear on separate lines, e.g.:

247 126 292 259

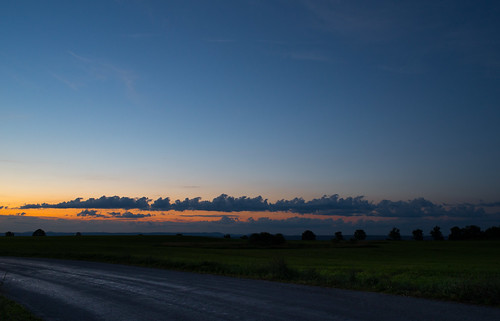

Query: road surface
0 257 499 321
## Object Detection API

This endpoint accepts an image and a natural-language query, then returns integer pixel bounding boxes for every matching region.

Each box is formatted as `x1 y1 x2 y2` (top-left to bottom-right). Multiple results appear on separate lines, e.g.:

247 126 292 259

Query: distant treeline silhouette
5 225 500 241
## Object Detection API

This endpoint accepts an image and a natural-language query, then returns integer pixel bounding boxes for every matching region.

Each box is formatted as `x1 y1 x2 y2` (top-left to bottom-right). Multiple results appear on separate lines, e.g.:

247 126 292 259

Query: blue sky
1 1 499 234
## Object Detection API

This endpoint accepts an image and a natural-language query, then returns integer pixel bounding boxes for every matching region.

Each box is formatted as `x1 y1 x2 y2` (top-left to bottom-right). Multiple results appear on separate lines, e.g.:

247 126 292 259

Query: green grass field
0 235 499 306
0 295 43 321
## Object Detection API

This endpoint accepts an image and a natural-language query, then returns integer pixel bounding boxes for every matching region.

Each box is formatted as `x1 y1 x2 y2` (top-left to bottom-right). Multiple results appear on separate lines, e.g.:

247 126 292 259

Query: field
0 235 499 306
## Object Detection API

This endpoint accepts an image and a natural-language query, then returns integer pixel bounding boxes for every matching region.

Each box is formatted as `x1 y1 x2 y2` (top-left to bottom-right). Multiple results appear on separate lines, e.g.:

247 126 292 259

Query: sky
1 0 499 235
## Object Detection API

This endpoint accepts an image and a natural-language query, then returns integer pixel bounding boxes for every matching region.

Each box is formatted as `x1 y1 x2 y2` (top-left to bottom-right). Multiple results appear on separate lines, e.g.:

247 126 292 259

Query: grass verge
0 295 43 321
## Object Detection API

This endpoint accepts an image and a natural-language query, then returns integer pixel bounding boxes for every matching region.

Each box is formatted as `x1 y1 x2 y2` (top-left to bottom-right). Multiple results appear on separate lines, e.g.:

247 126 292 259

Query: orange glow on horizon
0 206 393 225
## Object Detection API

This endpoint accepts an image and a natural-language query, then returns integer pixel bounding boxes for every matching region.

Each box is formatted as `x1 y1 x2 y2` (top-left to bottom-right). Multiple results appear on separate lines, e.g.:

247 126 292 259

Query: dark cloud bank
4 194 498 235
20 194 489 218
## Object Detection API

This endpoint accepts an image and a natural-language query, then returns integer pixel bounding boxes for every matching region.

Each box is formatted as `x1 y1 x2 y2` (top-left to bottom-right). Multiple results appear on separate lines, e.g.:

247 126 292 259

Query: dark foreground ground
1 257 499 321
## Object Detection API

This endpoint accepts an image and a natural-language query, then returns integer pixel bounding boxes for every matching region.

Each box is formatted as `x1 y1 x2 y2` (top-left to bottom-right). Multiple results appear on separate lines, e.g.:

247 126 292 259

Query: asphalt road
0 257 499 321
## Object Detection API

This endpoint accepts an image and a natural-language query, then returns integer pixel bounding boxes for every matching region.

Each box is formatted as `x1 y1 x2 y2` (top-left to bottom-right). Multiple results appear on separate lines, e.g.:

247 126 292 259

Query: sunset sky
1 0 499 235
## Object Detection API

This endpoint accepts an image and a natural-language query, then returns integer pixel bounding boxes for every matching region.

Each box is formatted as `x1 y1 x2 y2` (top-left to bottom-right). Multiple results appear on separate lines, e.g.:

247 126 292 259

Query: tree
249 232 286 246
274 233 286 245
430 226 444 240
485 226 500 240
32 229 46 237
388 227 401 241
412 229 423 241
448 226 463 240
449 225 484 240
462 225 483 240
5 231 14 237
223 234 231 239
334 231 343 241
302 230 316 241
353 229 366 241
75 232 82 236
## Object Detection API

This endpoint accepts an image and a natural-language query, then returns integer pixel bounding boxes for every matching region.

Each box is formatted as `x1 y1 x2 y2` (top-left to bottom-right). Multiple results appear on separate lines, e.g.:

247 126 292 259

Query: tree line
333 225 500 242
243 224 500 245
4 225 500 241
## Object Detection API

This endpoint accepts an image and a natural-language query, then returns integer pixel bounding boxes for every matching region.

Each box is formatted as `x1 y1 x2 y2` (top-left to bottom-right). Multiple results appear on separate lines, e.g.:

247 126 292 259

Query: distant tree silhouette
301 230 316 241
334 231 343 241
240 235 249 240
388 227 401 241
274 233 286 245
353 229 366 241
412 229 423 241
75 232 82 236
430 226 444 240
32 229 46 237
5 231 14 237
449 225 484 240
462 225 483 240
485 226 500 240
249 232 286 246
448 226 463 240
223 234 231 239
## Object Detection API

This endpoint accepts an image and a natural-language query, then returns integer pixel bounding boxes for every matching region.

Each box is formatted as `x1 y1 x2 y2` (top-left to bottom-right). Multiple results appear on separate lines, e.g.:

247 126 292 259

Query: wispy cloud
123 33 158 39
286 51 331 62
68 50 93 63
51 72 80 89
204 38 236 43
67 51 137 97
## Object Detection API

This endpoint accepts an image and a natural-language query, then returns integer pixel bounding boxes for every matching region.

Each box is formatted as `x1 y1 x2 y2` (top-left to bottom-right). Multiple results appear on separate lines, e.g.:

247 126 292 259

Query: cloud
270 194 373 215
151 194 270 212
479 201 500 207
77 209 105 218
19 194 497 220
123 33 158 39
16 212 26 216
21 196 150 210
204 38 236 43
108 211 152 219
180 214 240 218
0 206 4 209
68 50 93 63
286 51 331 62
67 51 137 97
372 199 486 218
218 215 240 224
51 72 80 89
